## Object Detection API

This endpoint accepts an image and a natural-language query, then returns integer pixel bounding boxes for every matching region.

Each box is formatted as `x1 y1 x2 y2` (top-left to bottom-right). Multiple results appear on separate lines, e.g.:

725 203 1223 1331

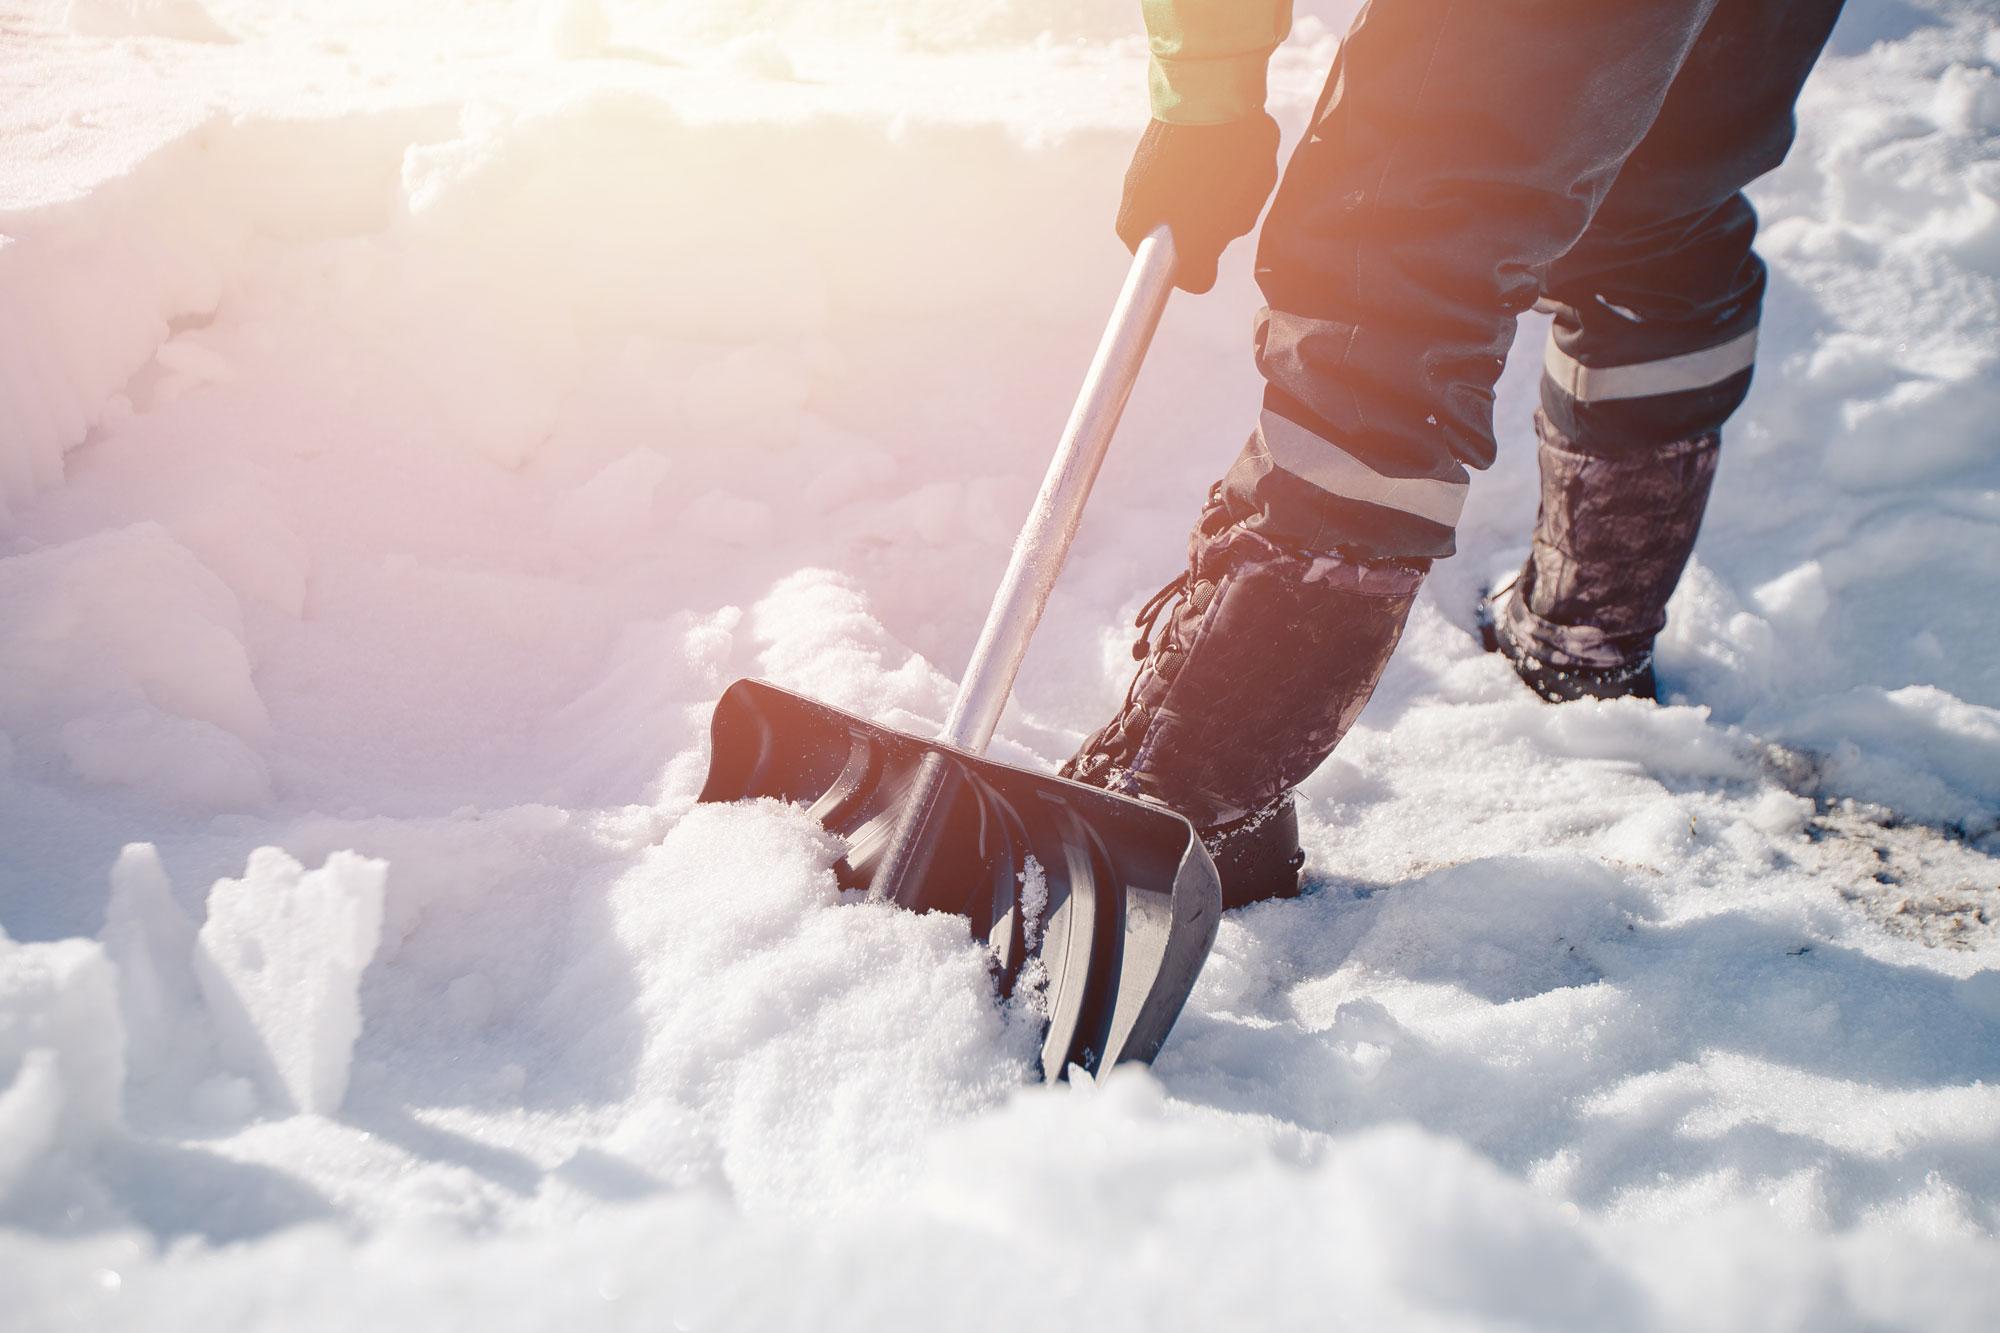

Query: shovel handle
938 226 1178 754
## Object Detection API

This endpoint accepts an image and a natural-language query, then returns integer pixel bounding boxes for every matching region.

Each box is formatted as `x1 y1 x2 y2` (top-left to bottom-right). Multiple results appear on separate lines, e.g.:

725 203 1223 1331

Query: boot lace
1065 570 1193 782
1130 571 1189 661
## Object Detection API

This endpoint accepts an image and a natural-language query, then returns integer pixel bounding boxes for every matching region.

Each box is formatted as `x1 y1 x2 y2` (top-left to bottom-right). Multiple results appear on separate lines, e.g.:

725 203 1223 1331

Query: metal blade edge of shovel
697 678 1223 1078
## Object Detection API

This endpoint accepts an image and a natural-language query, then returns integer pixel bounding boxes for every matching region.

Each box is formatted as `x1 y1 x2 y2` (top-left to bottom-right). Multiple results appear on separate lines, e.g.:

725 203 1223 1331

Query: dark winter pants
1226 0 1848 563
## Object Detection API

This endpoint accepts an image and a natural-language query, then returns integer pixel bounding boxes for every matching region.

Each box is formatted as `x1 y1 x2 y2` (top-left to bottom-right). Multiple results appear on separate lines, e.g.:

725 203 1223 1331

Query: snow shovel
699 228 1221 1079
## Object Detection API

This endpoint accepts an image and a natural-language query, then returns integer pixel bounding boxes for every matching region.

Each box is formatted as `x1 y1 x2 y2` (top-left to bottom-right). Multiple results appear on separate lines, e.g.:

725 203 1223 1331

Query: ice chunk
193 849 388 1116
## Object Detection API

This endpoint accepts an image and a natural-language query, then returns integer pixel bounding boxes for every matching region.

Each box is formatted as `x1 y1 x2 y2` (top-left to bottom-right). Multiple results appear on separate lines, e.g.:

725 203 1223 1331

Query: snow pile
580 801 1033 1206
0 0 1994 1328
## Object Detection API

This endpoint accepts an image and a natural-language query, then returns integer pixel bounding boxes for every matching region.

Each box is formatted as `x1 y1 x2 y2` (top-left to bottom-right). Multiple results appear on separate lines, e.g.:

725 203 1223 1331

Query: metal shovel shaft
699 227 1222 1072
936 227 1178 754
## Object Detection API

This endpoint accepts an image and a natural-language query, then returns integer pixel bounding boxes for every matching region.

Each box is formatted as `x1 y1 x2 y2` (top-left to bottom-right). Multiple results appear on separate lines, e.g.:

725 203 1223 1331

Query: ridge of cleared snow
0 1 1996 1328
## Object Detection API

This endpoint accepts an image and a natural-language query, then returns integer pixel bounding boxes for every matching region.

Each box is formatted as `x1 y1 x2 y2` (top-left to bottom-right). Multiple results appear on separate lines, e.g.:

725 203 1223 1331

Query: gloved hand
1116 114 1281 294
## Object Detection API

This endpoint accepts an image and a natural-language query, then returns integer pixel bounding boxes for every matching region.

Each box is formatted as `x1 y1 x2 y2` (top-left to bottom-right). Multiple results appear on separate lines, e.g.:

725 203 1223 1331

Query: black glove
1116 114 1281 294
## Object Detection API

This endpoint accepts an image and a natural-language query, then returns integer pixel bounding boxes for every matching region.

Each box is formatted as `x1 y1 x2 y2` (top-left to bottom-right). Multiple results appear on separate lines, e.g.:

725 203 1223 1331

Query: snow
99 844 203 1093
0 0 1995 1327
64 0 233 45
536 0 607 61
193 847 386 1116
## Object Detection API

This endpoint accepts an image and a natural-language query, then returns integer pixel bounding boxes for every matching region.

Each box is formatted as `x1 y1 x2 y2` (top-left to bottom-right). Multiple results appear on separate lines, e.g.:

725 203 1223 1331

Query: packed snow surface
1 0 1997 1328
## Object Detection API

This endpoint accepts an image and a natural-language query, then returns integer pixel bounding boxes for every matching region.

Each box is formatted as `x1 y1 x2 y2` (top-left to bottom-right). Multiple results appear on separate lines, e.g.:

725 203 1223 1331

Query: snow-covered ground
1 0 1996 1327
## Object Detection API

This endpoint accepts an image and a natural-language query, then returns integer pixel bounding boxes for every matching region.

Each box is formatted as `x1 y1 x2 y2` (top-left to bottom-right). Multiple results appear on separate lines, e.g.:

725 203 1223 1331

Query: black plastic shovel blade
697 678 1222 1078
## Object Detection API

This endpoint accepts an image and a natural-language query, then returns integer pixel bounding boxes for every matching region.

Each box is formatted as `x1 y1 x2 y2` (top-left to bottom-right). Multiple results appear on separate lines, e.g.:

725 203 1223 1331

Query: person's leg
1240 0 1730 561
1493 0 1849 700
1066 0 1729 904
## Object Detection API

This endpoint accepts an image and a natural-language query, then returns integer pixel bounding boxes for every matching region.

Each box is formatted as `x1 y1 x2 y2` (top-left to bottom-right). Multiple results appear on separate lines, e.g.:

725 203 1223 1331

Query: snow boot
1479 599 1659 702
1061 486 1426 909
1203 796 1307 908
1481 410 1718 703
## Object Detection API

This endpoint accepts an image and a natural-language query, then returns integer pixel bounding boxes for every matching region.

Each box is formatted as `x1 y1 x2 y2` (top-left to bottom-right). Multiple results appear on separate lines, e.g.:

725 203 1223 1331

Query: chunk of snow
99 844 202 1090
1745 788 1815 838
193 849 388 1116
0 525 267 794
0 937 125 1142
1750 560 1831 635
747 568 953 725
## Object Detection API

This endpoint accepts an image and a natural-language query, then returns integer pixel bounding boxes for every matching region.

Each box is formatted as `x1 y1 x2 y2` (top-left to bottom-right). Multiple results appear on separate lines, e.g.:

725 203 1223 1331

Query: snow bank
0 104 443 524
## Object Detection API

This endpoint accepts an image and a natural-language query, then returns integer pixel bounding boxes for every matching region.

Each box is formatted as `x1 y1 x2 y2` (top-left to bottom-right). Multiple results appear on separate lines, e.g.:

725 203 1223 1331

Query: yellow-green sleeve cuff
1148 52 1274 125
